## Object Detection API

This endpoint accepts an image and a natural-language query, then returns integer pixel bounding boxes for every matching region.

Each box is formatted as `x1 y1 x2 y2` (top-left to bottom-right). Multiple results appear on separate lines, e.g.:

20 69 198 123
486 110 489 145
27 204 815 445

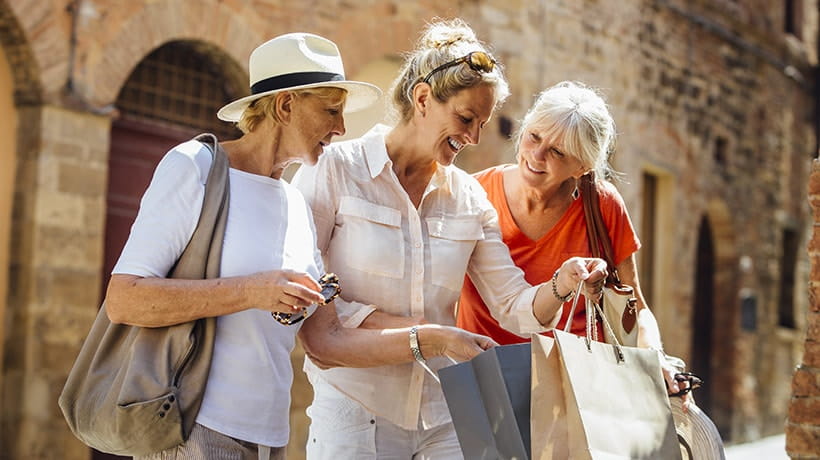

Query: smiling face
516 122 586 190
421 83 496 166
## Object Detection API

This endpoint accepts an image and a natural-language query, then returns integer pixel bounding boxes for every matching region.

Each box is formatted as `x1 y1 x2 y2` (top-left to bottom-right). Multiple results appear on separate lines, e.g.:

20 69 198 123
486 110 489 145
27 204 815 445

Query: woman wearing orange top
457 80 683 393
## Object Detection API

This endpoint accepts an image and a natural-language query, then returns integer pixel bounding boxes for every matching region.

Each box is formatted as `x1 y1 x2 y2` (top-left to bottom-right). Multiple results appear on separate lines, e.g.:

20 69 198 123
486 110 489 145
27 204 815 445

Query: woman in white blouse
294 19 608 459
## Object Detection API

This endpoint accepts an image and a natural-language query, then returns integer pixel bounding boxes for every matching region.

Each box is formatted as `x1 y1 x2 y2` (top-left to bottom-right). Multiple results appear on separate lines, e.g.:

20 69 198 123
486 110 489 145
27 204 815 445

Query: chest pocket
331 196 404 279
426 216 484 291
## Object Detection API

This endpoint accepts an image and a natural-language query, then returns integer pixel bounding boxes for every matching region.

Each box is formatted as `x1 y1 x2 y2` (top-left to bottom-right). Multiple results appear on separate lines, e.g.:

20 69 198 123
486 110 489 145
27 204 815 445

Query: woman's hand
417 324 498 362
250 269 326 314
555 257 608 300
660 359 695 410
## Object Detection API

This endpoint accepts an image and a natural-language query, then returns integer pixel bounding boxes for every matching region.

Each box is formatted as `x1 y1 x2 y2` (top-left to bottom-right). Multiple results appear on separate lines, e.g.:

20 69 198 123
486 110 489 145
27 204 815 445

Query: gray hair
389 18 510 124
515 81 616 180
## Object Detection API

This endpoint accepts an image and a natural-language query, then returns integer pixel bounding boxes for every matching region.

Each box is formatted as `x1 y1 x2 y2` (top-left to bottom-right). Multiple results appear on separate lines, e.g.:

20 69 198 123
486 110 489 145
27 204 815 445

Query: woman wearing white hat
293 19 608 459
105 32 495 460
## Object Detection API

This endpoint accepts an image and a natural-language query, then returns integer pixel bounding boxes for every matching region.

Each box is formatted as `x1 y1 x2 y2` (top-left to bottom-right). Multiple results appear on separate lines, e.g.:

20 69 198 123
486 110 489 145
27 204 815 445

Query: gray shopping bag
439 343 531 460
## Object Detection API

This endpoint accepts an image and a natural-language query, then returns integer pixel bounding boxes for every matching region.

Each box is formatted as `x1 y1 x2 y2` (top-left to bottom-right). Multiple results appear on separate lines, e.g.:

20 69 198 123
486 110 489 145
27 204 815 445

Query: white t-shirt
112 139 322 447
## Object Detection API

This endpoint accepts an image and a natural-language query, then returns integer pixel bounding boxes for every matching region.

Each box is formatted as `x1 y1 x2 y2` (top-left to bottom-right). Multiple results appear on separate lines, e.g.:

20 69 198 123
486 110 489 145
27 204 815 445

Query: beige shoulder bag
58 133 229 456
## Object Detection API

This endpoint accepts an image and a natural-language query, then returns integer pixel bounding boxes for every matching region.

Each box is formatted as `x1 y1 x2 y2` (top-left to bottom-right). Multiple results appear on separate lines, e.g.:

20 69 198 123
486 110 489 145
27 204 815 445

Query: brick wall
787 159 820 458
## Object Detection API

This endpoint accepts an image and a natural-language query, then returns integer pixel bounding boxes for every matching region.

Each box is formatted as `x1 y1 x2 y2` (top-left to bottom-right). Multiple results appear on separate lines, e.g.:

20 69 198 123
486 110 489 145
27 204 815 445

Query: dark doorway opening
691 216 715 417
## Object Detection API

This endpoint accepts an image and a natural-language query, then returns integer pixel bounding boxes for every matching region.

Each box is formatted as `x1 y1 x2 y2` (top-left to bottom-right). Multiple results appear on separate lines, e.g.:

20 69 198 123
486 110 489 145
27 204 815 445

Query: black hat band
251 71 345 94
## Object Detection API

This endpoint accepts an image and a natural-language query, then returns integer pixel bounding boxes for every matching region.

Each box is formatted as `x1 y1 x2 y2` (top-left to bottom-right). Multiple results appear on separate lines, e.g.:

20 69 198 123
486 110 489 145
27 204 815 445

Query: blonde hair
389 18 510 124
515 81 617 180
237 87 347 134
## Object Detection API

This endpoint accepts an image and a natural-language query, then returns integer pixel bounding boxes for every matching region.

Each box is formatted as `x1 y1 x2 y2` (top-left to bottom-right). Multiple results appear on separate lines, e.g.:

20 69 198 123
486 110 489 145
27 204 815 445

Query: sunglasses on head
422 51 496 84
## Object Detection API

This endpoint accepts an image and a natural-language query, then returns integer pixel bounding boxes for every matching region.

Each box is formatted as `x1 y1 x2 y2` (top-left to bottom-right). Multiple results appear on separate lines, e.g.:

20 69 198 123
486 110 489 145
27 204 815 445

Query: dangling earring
571 181 580 200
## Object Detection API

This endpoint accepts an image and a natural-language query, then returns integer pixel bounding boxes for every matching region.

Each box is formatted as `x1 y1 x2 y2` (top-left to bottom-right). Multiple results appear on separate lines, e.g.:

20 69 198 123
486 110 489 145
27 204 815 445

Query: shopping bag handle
563 279 584 333
563 280 626 363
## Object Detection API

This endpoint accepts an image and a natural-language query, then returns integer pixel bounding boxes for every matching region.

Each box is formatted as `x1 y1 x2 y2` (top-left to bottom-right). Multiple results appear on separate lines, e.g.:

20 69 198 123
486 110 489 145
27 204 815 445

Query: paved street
724 434 788 460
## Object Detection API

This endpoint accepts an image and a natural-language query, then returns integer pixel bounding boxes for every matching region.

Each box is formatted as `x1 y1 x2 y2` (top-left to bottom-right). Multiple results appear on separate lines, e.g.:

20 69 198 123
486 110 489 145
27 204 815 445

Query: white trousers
305 379 463 459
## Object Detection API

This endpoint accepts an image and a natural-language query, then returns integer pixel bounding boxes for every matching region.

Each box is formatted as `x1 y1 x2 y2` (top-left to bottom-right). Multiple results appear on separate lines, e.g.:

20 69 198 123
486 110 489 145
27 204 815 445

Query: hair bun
420 18 479 50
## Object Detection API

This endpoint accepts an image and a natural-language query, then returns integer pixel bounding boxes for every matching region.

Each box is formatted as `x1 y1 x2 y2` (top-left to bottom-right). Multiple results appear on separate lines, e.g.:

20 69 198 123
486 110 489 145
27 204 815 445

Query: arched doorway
0 27 19 415
97 40 244 460
691 216 716 415
691 203 738 441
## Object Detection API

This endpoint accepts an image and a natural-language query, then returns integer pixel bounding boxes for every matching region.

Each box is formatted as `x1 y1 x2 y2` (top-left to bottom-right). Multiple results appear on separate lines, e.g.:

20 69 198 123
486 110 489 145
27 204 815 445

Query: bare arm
358 311 426 329
616 254 685 398
531 257 609 326
298 303 497 369
105 270 326 327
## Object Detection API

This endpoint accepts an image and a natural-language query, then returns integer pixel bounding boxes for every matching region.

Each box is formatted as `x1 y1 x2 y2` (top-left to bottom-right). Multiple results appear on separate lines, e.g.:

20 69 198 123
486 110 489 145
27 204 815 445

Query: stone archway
75 0 435 112
79 0 258 109
691 199 739 440
0 2 42 456
0 2 44 106
0 10 19 430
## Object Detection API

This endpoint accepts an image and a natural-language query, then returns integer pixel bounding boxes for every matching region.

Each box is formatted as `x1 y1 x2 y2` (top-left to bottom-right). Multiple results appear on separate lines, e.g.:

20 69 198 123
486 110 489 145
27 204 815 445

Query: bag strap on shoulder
580 173 623 287
169 133 230 280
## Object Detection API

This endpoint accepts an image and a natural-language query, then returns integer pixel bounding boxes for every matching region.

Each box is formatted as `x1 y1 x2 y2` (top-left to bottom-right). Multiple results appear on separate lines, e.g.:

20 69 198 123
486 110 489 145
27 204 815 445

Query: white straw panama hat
217 33 382 122
671 397 726 459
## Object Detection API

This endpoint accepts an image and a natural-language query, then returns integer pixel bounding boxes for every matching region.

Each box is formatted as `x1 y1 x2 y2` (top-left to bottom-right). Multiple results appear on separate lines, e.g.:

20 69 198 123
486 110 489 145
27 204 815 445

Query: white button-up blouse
292 124 555 430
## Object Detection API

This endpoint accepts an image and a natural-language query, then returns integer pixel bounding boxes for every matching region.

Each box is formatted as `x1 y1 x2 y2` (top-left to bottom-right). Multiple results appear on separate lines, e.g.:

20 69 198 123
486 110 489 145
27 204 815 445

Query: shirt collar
362 124 393 180
362 124 455 197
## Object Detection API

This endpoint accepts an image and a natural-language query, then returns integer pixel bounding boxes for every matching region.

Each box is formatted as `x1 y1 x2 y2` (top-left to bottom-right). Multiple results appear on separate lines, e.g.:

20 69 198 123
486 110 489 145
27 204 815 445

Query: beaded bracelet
551 269 576 303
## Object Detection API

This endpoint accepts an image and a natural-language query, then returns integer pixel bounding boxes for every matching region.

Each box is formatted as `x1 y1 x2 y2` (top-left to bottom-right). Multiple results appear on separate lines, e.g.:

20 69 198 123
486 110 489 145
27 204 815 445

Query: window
639 172 658 306
116 41 242 139
714 136 727 168
778 227 798 328
785 0 803 39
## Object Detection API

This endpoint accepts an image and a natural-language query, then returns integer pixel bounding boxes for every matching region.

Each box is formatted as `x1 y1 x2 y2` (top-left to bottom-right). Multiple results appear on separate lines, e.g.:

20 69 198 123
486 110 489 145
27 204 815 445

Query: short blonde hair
389 18 510 124
515 81 617 180
237 87 347 134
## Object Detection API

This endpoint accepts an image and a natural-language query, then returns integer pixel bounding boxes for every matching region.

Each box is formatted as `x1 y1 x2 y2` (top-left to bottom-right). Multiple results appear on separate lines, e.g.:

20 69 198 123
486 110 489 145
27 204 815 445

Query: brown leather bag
58 133 229 456
579 173 638 346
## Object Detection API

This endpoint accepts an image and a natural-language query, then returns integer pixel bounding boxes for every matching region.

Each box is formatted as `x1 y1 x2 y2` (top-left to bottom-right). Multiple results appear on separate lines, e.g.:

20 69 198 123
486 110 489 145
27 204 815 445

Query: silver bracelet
409 326 426 363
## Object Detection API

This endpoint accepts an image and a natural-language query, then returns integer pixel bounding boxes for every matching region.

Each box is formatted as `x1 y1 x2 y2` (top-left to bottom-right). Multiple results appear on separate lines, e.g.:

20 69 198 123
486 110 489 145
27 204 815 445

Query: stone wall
0 0 817 458
5 105 111 458
787 160 820 458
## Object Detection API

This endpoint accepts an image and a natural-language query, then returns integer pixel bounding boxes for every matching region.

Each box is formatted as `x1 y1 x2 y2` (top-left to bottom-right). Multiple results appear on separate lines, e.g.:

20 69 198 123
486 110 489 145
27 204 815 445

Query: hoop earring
571 182 580 200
